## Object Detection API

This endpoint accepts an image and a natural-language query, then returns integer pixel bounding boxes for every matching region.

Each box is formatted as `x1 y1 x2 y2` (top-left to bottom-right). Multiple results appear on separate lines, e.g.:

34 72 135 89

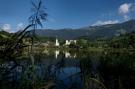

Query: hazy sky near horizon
0 0 135 32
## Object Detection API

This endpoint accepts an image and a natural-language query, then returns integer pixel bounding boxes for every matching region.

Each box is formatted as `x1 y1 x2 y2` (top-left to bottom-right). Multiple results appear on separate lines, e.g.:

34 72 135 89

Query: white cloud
1 23 25 33
92 20 119 26
16 23 24 30
119 3 132 14
119 3 135 21
2 24 11 32
124 15 129 21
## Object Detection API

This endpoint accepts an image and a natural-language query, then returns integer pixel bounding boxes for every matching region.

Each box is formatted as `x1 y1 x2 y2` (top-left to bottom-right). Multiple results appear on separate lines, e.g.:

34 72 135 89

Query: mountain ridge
35 20 135 40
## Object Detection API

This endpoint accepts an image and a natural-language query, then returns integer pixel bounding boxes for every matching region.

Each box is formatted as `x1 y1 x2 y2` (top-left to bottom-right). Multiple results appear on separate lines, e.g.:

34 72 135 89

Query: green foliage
109 32 135 48
77 39 89 48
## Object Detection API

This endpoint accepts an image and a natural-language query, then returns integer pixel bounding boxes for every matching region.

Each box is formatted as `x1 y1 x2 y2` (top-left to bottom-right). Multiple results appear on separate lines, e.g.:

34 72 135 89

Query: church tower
55 38 59 46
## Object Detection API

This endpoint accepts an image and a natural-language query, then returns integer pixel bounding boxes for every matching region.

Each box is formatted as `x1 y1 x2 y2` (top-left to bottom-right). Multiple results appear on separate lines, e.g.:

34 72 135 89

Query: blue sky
0 0 135 32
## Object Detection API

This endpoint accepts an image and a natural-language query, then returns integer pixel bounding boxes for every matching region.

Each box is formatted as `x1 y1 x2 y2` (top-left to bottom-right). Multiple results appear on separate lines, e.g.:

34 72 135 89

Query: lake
0 49 135 89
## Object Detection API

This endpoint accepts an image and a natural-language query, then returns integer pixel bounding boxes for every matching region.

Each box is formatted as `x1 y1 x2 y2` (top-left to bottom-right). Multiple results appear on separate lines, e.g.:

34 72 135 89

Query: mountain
35 20 135 40
0 31 11 39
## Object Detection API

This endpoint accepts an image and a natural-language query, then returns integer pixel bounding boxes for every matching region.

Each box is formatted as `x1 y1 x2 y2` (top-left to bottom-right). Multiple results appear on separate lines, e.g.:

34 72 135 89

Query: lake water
0 49 135 89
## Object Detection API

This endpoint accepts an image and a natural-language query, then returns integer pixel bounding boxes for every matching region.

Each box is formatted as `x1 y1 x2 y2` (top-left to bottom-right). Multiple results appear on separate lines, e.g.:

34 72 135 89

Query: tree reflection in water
0 50 135 89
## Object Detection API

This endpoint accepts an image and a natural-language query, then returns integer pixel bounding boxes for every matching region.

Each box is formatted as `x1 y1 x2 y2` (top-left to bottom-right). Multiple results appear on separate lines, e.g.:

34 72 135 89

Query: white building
55 38 60 46
65 40 70 45
65 40 77 46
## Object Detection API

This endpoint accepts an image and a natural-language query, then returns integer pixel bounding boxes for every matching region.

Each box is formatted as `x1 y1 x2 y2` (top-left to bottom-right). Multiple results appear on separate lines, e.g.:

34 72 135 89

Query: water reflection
54 50 77 59
55 50 60 59
0 50 135 89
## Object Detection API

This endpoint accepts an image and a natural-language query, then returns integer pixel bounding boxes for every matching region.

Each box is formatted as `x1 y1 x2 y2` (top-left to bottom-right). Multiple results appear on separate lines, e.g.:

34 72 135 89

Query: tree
2 0 47 57
28 0 47 52
29 0 47 34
